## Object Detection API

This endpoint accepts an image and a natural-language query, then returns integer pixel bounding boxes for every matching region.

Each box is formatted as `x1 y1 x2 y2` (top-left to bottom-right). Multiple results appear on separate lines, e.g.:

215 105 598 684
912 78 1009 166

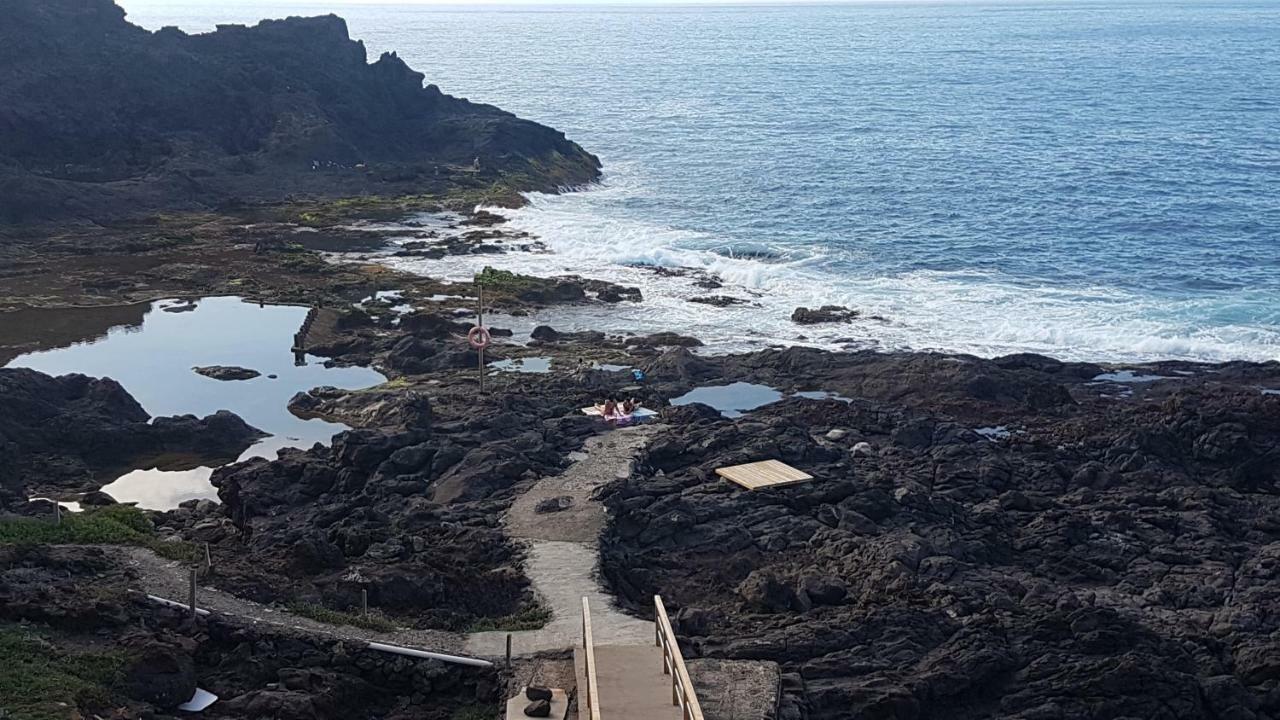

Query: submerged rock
688 295 749 308
194 365 261 381
790 305 860 324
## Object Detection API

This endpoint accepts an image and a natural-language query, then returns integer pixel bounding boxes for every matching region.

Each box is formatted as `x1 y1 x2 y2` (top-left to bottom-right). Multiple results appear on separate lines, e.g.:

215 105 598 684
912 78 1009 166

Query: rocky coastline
3 246 1278 718
2 2 1279 719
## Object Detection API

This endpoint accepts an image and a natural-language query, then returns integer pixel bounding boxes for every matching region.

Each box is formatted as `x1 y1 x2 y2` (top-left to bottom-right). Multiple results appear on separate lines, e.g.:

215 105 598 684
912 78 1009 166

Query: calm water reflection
4 297 385 509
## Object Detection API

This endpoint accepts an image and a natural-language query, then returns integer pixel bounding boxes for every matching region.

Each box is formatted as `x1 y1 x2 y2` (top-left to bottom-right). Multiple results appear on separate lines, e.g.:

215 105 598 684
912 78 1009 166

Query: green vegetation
121 235 192 252
0 626 126 720
0 505 199 563
287 603 399 633
465 603 552 633
474 266 544 294
284 194 447 227
277 251 331 274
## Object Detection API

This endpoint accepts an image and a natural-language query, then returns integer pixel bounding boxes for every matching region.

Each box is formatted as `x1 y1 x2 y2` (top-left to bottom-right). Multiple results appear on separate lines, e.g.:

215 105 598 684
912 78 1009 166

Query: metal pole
203 543 212 574
188 568 197 623
477 284 485 394
505 633 512 668
365 641 493 668
362 588 369 617
54 502 61 526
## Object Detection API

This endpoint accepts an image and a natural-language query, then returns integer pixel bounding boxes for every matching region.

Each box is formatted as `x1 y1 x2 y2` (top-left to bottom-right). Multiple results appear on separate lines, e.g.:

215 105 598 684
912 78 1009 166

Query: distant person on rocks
602 398 619 417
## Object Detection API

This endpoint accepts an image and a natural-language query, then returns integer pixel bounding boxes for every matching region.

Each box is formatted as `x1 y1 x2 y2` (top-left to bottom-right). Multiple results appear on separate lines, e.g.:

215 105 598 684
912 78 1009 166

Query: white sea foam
376 176 1280 364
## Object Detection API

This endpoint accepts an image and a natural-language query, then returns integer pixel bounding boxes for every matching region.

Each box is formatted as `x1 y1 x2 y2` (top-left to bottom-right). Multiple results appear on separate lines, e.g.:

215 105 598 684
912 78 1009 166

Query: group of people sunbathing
596 397 642 418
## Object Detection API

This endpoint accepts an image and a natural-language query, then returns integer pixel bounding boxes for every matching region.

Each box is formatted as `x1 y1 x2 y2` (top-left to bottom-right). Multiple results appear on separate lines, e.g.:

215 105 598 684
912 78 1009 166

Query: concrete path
113 545 463 652
466 426 659 657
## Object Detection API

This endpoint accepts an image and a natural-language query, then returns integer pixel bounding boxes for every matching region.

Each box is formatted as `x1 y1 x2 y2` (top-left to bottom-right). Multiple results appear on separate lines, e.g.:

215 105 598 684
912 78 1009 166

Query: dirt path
466 426 659 658
115 546 464 653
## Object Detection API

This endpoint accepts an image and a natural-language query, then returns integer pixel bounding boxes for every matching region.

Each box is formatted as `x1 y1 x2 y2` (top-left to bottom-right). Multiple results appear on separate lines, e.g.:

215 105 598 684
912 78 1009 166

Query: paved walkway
113 545 463 652
466 426 659 657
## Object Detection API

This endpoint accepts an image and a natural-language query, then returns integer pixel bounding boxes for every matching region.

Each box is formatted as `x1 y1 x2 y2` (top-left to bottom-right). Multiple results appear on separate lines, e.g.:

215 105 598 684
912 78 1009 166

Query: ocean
121 1 1280 362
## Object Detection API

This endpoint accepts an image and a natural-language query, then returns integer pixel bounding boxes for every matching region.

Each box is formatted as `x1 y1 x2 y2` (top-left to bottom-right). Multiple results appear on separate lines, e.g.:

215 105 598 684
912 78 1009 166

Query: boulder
791 306 860 325
534 496 573 513
737 570 807 613
80 490 117 506
851 442 875 458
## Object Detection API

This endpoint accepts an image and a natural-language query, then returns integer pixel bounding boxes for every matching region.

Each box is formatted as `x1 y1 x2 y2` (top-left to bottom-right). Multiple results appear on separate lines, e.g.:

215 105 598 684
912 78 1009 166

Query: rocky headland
0 0 599 225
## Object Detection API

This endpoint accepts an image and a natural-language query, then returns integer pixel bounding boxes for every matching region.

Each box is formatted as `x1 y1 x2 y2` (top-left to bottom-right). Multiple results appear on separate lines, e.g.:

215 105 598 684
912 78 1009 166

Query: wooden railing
581 597 603 720
654 595 705 720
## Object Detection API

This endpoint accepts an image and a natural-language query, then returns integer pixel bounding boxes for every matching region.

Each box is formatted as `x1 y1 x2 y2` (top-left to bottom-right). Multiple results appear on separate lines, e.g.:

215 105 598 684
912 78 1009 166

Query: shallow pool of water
794 390 854 403
1092 370 1171 383
5 297 385 509
975 426 1013 440
491 357 552 373
671 382 784 418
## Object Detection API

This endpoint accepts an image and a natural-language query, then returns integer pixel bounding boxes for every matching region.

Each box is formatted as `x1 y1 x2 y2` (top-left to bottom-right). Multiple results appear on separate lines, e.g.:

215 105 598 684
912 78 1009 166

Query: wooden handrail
654 595 705 720
581 597 603 720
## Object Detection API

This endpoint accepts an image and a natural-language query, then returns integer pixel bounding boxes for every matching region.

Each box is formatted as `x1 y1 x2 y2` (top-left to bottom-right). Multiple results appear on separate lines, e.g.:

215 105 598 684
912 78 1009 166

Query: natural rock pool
3 297 384 509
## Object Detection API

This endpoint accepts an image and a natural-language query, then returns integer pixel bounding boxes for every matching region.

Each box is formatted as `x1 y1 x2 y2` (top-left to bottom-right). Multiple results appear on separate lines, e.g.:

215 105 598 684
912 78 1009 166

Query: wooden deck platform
715 459 813 490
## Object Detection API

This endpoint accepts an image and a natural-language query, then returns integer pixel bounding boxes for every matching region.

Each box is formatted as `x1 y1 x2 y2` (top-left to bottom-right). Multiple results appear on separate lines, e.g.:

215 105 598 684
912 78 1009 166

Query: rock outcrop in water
0 368 263 505
0 0 601 223
194 365 262 381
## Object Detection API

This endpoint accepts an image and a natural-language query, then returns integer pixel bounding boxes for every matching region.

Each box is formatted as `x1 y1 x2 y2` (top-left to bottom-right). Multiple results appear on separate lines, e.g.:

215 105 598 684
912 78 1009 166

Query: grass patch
465 603 552 633
287 603 398 633
0 626 127 720
0 505 199 563
277 251 331 274
474 266 544 294
285 194 447 227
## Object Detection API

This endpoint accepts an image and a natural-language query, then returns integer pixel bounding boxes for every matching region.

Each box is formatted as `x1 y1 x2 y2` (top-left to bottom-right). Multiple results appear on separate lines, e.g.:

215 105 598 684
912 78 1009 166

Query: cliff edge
0 0 602 223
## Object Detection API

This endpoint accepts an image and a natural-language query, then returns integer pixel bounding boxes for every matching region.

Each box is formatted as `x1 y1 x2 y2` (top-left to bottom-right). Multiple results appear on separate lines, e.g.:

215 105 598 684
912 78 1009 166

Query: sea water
4 298 384 508
121 1 1280 362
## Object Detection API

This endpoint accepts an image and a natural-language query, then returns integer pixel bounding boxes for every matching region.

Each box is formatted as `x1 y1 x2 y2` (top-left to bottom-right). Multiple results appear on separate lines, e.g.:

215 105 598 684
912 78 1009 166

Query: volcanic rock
598 357 1280 720
0 368 262 501
0 0 600 223
194 365 261 381
534 496 573 513
791 305 860 324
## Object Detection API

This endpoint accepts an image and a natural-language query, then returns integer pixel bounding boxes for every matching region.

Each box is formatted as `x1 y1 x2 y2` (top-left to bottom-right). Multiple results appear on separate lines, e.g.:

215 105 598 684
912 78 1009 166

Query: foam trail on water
380 172 1280 364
